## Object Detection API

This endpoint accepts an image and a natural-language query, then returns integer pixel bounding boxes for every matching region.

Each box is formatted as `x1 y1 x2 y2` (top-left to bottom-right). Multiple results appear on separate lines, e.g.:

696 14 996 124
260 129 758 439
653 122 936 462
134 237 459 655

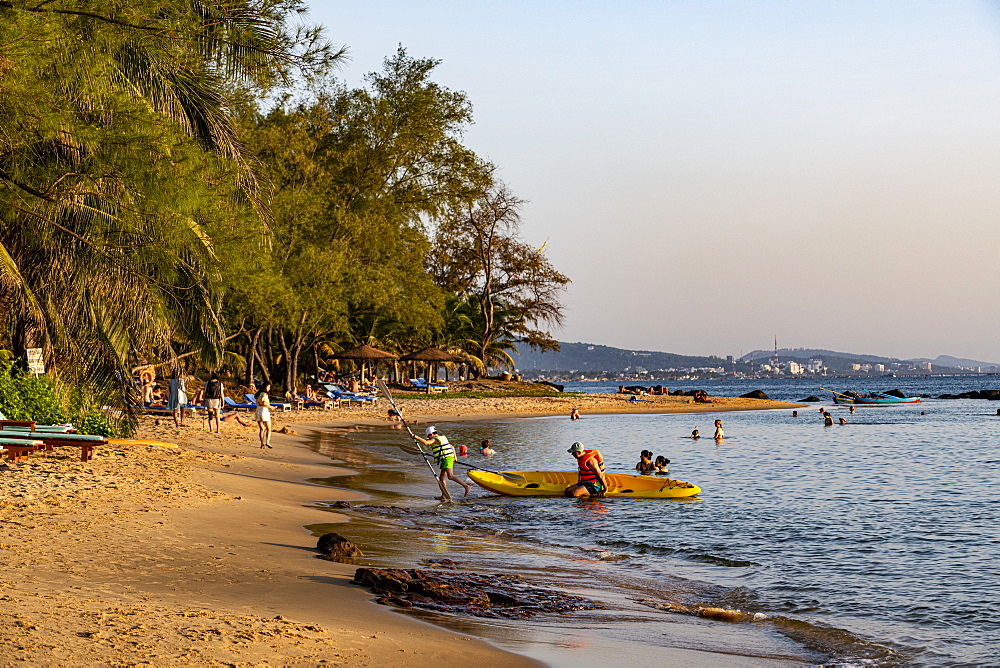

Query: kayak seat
620 489 634 494
524 483 540 488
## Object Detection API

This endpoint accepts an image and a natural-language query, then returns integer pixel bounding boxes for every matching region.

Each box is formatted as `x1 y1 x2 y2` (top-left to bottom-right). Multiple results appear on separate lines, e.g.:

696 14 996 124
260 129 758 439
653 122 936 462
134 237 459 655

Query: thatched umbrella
332 344 398 383
399 346 466 382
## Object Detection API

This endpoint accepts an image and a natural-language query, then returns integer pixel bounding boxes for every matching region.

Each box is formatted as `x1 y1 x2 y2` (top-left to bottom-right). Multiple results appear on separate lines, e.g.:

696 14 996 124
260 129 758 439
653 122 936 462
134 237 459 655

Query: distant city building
788 361 803 375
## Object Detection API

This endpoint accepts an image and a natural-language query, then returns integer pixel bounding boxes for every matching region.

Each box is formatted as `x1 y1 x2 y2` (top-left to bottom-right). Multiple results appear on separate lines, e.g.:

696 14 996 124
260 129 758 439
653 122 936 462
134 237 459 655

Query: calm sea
311 377 1000 666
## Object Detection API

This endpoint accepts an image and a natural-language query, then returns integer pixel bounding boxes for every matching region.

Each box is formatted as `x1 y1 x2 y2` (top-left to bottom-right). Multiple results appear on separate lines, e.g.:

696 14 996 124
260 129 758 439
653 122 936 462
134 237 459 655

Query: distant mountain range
741 349 998 369
511 343 998 374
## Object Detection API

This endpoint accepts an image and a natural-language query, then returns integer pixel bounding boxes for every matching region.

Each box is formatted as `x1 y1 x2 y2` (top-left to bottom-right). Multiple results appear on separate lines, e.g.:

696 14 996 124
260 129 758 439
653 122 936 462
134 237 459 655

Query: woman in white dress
254 383 272 449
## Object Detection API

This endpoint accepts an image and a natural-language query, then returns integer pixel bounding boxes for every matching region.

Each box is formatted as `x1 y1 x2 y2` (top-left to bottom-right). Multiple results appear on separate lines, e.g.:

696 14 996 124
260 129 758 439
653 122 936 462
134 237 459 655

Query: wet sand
0 392 802 665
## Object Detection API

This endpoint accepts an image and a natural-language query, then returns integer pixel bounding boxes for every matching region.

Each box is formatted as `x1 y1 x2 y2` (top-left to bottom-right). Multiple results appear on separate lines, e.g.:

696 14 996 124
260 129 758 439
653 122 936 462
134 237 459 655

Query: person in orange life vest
564 442 610 498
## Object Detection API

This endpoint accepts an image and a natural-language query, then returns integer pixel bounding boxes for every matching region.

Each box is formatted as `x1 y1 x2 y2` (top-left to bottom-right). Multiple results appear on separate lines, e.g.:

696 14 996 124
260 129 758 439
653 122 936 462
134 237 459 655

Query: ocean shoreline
0 393 802 665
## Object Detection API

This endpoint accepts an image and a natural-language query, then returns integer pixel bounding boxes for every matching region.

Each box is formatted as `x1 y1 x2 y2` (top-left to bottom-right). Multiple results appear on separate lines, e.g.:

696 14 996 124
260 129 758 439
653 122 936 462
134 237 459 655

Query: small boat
467 470 701 499
832 391 921 405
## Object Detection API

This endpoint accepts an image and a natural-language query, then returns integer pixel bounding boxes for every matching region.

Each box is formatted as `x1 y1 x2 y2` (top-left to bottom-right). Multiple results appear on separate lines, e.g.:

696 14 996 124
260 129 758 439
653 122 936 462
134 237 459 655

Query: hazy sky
307 1 1000 362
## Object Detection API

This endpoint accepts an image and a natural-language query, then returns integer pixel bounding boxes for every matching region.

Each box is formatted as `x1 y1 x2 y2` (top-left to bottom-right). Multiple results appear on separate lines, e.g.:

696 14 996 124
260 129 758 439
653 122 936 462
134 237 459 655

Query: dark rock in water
353 567 603 619
986 390 1000 401
883 389 906 398
671 389 686 396
330 501 351 509
800 396 821 402
317 532 363 557
740 390 769 400
919 394 932 399
938 394 959 399
539 380 563 392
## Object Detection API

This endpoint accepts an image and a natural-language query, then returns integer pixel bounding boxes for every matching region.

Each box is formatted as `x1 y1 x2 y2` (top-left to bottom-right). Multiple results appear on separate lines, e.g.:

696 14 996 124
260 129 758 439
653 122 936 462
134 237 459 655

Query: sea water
312 377 1000 666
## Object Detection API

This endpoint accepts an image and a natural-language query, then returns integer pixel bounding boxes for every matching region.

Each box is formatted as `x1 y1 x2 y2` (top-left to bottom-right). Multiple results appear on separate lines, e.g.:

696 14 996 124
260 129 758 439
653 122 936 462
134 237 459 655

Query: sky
305 1 1000 363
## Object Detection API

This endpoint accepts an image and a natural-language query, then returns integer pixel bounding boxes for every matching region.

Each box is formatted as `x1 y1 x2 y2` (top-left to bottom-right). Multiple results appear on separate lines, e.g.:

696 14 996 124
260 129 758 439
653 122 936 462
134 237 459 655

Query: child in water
635 450 655 475
653 455 670 475
714 420 724 440
691 428 700 439
479 439 496 456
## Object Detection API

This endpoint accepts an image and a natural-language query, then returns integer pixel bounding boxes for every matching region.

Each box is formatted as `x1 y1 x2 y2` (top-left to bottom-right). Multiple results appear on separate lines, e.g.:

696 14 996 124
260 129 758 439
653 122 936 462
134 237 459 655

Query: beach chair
0 437 45 461
409 378 446 393
298 394 335 410
0 410 77 433
321 384 377 406
0 431 106 461
224 396 256 411
243 393 291 412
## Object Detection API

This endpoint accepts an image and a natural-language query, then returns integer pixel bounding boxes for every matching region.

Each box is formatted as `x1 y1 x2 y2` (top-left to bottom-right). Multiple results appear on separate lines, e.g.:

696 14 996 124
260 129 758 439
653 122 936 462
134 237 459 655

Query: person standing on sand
412 426 472 498
167 371 188 428
202 372 224 433
570 408 580 420
714 420 724 441
565 442 610 498
255 383 273 448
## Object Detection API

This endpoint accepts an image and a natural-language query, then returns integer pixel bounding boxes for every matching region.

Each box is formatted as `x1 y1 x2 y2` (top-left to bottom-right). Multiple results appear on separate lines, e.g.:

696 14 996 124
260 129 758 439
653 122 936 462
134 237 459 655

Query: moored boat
468 469 701 498
831 390 920 405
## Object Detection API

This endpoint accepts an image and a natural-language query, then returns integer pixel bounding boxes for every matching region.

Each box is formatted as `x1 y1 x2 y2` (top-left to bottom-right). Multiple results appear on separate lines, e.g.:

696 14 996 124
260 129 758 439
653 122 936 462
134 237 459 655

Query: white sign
26 348 44 374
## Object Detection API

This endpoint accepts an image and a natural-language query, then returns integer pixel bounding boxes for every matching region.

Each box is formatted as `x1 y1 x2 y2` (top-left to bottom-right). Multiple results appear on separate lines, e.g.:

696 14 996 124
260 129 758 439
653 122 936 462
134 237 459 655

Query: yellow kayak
468 470 700 499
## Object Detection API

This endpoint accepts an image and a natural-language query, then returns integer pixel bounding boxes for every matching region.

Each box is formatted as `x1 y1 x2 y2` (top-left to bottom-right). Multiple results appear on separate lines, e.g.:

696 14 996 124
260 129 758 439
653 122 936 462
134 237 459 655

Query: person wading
564 442 611 498
412 426 472 499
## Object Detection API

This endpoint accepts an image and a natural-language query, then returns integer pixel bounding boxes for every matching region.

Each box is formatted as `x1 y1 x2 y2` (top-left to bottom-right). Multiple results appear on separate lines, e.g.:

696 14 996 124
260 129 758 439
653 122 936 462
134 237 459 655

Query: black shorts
582 482 604 495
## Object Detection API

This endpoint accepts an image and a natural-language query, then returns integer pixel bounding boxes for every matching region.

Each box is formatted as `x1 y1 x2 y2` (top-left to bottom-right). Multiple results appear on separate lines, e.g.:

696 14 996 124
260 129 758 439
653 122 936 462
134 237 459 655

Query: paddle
376 379 451 501
820 387 855 400
396 442 526 483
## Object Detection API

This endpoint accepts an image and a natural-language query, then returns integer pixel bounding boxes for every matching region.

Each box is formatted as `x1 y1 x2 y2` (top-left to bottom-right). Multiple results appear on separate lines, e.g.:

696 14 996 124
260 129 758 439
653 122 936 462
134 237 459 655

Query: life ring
139 367 155 385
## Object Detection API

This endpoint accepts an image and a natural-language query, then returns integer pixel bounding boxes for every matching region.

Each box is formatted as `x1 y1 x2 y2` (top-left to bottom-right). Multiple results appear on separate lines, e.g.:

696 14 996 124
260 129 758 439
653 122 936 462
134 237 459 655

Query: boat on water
467 469 701 499
832 391 921 405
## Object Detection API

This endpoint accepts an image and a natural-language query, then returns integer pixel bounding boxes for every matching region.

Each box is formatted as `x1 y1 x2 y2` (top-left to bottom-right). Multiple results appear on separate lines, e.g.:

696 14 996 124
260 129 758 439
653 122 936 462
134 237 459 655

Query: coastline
0 394 802 665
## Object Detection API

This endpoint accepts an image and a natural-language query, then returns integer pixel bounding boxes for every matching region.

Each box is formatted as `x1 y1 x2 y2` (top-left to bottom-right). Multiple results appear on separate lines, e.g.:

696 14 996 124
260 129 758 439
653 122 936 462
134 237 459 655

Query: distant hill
910 355 998 369
512 343 997 375
511 342 730 373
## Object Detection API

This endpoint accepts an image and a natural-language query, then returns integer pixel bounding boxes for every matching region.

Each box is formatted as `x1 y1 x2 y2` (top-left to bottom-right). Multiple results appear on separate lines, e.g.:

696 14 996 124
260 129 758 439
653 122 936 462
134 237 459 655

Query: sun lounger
224 396 256 411
321 384 378 401
298 394 336 410
0 432 104 461
409 378 446 393
0 422 77 433
243 394 291 412
0 437 45 461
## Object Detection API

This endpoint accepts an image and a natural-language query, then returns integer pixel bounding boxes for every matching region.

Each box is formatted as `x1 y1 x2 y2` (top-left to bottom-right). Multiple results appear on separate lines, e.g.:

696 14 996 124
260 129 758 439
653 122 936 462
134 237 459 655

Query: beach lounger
0 437 45 461
0 410 77 432
0 422 77 434
297 394 336 410
0 432 104 461
243 394 291 412
409 378 446 393
224 396 256 411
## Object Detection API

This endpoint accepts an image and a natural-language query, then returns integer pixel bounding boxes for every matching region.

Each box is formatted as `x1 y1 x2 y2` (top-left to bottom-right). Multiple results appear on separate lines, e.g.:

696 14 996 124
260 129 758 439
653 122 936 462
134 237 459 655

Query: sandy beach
0 392 802 665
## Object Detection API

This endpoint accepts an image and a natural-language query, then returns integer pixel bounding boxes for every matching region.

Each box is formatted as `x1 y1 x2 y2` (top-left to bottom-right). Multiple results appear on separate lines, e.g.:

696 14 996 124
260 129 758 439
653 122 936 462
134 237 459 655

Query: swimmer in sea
691 428 700 439
570 408 580 420
713 420 724 440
